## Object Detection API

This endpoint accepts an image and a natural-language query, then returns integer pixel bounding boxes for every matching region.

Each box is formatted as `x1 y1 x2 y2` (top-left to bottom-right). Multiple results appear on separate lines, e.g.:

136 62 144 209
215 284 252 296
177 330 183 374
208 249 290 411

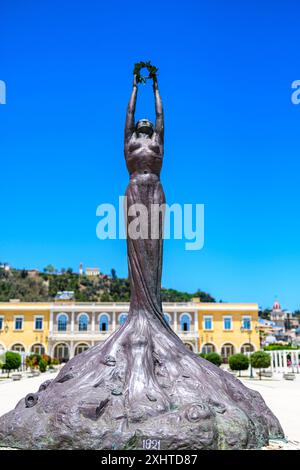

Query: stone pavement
0 370 58 418
240 373 300 443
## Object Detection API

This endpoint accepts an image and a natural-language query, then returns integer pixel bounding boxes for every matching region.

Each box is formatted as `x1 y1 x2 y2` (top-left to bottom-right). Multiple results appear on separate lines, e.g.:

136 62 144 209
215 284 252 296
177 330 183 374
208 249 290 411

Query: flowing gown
125 135 167 328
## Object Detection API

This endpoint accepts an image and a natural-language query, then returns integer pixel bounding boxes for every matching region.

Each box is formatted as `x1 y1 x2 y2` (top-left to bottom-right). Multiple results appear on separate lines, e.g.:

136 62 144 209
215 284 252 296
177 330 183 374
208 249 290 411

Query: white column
279 351 283 371
277 351 281 371
174 311 178 333
71 311 75 334
292 351 297 373
283 350 287 372
274 351 278 371
92 312 95 332
194 311 199 353
112 311 116 332
280 351 284 371
70 341 74 359
50 310 54 335
270 352 274 373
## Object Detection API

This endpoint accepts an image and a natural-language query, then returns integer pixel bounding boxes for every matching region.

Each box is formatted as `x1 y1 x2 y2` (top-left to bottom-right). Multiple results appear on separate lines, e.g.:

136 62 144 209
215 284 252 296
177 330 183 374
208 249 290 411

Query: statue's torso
125 132 163 177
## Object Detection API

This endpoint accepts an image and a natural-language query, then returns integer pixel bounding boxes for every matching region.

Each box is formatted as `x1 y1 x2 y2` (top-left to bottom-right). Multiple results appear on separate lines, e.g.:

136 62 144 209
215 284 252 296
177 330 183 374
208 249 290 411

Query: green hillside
0 265 215 303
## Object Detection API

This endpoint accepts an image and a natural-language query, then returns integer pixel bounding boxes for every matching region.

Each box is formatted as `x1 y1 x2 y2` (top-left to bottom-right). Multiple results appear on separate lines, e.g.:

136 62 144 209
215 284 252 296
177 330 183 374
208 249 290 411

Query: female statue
124 73 168 327
0 68 284 450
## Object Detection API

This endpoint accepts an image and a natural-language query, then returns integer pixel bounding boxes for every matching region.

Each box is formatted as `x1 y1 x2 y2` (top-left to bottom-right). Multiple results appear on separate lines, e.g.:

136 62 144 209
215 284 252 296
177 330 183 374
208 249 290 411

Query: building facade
197 303 260 361
0 301 260 362
0 302 50 358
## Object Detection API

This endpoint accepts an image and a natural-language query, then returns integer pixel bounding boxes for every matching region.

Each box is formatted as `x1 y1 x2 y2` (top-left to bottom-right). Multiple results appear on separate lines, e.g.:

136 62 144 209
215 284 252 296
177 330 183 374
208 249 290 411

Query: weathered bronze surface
0 69 284 449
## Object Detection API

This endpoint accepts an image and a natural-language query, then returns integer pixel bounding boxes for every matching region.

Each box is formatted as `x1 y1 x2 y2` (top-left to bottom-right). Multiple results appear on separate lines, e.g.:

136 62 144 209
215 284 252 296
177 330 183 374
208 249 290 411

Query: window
78 314 88 331
57 314 68 332
202 343 215 354
241 343 254 354
15 317 23 330
203 316 213 330
99 314 109 332
242 316 251 330
223 316 232 330
0 317 3 330
221 343 235 361
31 343 45 355
119 314 127 326
34 317 43 330
11 343 25 353
180 314 191 332
54 343 69 362
75 343 89 355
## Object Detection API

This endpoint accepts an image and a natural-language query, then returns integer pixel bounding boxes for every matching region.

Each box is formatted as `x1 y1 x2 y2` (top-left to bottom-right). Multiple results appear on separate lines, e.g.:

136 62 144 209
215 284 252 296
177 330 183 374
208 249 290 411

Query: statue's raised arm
153 76 164 141
124 74 138 142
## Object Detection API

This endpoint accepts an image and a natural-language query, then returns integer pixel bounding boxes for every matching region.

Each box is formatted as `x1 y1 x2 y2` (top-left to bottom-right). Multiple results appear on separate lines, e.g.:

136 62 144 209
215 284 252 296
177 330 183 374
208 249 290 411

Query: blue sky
0 1 299 310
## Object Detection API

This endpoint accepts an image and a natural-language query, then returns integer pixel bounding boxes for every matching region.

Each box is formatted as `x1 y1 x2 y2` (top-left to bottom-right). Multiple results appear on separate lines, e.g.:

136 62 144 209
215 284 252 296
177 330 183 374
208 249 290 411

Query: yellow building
0 301 260 362
0 302 50 357
197 302 260 361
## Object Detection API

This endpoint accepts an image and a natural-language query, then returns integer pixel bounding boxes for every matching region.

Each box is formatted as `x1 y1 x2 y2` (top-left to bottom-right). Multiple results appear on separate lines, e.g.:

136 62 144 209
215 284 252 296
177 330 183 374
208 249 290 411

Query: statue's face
136 119 154 137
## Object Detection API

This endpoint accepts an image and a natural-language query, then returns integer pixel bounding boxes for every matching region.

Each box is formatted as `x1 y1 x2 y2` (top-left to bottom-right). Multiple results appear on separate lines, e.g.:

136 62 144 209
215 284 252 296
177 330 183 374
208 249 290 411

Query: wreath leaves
133 61 158 84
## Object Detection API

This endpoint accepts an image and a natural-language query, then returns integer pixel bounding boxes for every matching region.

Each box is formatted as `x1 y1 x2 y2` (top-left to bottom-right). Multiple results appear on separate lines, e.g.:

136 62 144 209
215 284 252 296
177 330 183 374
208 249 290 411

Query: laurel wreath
133 61 158 84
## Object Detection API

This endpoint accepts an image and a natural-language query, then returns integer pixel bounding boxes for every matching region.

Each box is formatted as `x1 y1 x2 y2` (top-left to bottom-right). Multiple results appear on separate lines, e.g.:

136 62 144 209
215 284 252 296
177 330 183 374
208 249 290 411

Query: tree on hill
44 264 56 274
0 264 217 304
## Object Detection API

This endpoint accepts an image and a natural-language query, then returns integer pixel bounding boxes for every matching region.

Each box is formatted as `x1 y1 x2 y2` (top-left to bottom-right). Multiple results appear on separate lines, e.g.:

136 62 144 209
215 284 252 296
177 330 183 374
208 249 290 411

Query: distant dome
273 300 281 310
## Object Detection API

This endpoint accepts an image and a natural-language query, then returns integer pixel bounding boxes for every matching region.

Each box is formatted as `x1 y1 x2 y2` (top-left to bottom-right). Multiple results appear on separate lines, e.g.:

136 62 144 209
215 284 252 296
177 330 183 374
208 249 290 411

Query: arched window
11 343 25 353
184 343 194 351
180 314 191 332
240 343 254 354
163 313 171 325
75 343 89 355
119 314 128 326
99 314 109 332
78 314 89 332
57 314 68 332
221 343 235 362
53 343 69 362
31 343 45 355
202 343 215 354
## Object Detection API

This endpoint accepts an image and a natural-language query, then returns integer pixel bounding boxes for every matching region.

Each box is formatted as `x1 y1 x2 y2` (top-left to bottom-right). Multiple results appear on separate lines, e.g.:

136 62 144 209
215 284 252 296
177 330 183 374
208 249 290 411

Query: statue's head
136 119 154 136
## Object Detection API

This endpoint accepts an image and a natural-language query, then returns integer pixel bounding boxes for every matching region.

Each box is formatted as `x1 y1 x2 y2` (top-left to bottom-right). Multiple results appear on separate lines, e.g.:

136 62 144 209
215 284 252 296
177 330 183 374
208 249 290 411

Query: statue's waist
129 171 160 183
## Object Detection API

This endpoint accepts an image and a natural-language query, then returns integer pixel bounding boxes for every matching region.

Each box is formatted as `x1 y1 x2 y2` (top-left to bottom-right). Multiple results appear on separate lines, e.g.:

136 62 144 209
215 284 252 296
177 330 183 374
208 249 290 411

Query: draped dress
124 132 168 328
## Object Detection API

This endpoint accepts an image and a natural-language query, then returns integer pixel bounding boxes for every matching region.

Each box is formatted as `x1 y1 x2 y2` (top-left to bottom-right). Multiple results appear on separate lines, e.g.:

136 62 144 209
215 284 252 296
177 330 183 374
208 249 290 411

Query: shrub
25 353 41 370
264 344 299 351
250 351 271 380
39 359 47 373
3 351 21 377
41 354 52 366
204 352 222 367
229 353 249 376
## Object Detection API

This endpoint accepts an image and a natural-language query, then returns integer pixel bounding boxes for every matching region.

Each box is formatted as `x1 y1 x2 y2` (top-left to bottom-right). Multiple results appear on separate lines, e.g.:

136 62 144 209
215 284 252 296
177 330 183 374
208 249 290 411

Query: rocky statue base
0 315 284 450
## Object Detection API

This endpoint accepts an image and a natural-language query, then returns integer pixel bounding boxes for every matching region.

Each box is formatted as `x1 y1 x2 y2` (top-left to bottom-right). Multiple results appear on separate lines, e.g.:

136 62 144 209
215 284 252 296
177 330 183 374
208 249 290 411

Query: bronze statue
0 65 284 449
